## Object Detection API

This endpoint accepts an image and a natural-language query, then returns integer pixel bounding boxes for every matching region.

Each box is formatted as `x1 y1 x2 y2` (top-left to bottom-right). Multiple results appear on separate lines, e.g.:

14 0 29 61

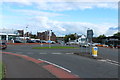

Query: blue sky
0 0 118 37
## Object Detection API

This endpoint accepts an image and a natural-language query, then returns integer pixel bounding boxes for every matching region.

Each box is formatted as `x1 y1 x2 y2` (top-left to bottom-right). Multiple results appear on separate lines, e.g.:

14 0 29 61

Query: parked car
116 45 120 49
51 41 56 44
80 43 89 47
14 40 23 43
92 43 101 46
35 40 41 43
26 40 36 43
66 42 75 45
0 41 7 50
40 40 47 43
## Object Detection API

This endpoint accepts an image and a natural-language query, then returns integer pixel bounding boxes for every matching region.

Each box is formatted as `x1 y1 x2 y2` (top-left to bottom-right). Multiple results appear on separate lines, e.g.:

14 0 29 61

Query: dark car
116 45 120 49
14 40 23 43
26 40 36 43
0 41 7 50
34 40 41 43
40 40 46 43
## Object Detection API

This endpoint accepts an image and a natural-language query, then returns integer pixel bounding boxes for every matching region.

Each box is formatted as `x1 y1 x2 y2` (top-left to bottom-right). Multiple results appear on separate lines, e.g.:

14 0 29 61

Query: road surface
2 44 119 78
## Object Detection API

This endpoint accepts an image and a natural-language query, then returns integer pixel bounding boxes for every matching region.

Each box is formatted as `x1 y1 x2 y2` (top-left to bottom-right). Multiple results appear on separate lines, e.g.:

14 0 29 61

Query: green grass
32 46 79 49
0 61 4 79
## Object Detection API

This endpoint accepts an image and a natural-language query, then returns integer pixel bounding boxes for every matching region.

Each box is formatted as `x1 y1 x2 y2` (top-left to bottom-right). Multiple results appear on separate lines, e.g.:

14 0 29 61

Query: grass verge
32 46 79 49
0 61 4 79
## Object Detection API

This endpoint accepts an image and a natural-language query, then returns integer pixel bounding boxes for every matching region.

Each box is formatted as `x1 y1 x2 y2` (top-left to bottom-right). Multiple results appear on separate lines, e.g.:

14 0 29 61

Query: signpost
87 29 94 54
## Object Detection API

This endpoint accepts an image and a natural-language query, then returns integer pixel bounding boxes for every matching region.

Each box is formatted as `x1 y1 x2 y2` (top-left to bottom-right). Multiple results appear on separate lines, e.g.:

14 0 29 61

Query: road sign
87 29 93 39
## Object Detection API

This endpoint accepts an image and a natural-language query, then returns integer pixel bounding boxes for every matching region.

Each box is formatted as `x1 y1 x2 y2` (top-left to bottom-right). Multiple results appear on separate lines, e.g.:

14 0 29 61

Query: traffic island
32 46 79 49
74 52 103 60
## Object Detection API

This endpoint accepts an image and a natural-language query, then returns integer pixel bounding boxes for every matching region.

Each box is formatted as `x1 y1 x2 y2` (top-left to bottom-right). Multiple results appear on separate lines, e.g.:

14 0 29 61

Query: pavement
2 53 58 78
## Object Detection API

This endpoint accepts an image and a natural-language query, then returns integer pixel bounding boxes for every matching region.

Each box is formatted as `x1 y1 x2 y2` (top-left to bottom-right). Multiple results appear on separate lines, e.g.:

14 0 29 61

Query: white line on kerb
21 55 28 56
38 59 71 73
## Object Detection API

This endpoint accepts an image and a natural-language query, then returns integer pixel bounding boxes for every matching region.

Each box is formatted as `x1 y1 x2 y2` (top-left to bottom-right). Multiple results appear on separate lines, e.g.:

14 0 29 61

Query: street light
48 30 52 48
24 25 29 43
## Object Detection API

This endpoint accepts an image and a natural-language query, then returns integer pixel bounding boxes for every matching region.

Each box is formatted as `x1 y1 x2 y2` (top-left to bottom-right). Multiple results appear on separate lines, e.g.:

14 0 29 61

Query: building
0 29 19 42
75 34 87 45
17 30 24 37
102 36 120 47
56 37 64 43
37 30 56 41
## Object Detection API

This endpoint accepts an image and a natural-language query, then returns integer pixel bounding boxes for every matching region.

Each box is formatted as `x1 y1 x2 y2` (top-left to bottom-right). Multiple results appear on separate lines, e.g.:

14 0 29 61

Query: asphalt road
2 44 119 78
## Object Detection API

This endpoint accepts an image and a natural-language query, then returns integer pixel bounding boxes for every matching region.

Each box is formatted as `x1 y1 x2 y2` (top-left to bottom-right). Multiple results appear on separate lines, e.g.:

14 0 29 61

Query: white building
67 34 87 45
0 29 19 41
75 35 87 45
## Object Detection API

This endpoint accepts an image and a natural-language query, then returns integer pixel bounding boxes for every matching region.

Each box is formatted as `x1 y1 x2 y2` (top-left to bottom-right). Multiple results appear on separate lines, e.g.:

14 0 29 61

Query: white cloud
2 0 119 2
11 9 64 17
1 0 118 36
24 16 117 37
2 16 117 37
32 2 118 11
2 0 118 11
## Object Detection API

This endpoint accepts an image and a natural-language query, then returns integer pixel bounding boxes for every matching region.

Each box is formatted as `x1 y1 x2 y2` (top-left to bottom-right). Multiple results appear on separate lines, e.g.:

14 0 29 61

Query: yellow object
92 47 98 57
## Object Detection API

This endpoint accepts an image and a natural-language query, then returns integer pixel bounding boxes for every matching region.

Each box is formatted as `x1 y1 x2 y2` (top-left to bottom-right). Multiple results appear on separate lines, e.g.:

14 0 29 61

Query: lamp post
24 25 28 43
49 30 52 48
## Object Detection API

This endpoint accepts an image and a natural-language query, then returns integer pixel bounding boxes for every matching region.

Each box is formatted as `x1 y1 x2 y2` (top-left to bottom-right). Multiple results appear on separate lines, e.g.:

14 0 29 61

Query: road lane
3 44 118 78
24 53 118 78
5 44 118 62
98 47 118 61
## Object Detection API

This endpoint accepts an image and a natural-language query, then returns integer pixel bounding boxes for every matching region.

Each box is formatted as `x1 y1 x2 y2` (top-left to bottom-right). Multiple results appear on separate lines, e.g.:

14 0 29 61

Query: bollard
92 47 98 57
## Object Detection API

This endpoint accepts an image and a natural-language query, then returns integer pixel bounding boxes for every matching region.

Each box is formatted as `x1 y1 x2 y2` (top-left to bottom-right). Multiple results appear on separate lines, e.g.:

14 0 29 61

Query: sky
0 0 119 37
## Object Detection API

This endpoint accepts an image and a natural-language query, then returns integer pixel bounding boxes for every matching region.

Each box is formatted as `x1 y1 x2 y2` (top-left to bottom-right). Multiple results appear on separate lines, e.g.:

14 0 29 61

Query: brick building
17 30 24 37
17 30 30 37
37 30 56 41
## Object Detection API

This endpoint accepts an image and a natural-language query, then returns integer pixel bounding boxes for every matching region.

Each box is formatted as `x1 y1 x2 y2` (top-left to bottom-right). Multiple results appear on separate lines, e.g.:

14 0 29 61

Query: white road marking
97 60 106 62
39 53 47 54
21 55 28 56
66 53 74 54
27 53 33 54
39 53 74 55
106 59 119 64
16 52 23 54
52 53 61 54
98 59 119 66
38 58 71 73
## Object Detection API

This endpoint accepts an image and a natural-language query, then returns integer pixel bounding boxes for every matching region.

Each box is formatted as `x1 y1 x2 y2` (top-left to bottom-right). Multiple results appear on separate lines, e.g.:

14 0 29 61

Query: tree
97 34 106 39
113 32 120 37
29 33 37 39
95 34 106 43
64 33 77 43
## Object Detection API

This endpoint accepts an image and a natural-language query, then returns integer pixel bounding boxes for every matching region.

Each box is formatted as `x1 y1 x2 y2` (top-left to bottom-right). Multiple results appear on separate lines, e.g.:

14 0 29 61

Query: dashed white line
106 59 119 64
39 53 74 55
98 59 119 66
38 58 71 73
52 53 61 54
27 53 33 54
39 53 47 54
66 53 74 54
